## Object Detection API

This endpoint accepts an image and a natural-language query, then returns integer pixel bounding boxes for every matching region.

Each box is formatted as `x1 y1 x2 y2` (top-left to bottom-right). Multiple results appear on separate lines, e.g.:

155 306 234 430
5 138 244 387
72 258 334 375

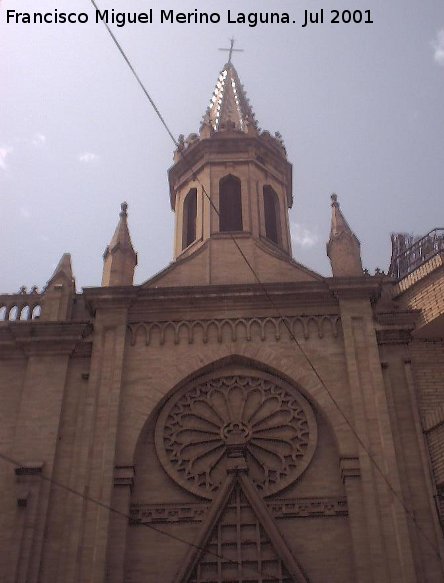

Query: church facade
1 61 444 583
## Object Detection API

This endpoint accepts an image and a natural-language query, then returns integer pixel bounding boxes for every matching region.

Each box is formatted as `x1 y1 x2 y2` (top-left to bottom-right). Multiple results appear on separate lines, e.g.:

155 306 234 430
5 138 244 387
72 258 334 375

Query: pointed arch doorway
176 459 309 583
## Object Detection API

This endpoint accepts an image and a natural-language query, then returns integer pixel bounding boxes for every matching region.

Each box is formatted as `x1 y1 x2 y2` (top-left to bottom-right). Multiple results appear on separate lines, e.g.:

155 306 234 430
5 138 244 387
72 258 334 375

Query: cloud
78 151 98 163
0 146 13 170
291 223 319 248
19 206 31 220
432 29 444 65
32 133 46 147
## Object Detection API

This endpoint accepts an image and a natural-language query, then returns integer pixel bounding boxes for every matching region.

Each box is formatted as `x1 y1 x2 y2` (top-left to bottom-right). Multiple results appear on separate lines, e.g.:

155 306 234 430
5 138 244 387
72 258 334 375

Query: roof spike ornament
102 201 137 287
41 253 76 321
327 193 363 277
203 46 259 135
47 253 74 287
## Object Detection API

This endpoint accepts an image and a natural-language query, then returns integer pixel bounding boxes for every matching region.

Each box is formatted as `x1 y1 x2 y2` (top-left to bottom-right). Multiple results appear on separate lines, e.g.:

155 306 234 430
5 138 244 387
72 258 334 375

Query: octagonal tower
168 62 293 264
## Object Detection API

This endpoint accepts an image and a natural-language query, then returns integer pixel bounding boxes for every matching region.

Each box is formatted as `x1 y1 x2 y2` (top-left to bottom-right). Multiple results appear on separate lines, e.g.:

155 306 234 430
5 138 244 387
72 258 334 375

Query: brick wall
396 263 444 328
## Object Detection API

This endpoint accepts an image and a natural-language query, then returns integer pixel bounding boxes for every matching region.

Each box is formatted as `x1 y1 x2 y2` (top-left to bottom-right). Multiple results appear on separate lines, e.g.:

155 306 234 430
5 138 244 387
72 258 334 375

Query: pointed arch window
219 175 243 232
182 188 197 249
263 185 281 245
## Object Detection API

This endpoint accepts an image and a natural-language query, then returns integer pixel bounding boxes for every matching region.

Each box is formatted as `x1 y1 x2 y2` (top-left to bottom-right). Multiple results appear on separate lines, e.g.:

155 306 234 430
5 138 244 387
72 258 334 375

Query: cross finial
218 38 244 64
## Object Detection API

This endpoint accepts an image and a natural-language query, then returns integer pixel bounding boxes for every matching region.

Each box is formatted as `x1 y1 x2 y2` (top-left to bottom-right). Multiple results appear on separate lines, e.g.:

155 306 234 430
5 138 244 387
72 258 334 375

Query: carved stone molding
129 496 348 525
130 502 208 525
376 329 412 345
268 496 348 518
339 457 360 482
14 462 44 507
8 322 91 356
128 314 341 346
155 373 317 499
114 465 135 489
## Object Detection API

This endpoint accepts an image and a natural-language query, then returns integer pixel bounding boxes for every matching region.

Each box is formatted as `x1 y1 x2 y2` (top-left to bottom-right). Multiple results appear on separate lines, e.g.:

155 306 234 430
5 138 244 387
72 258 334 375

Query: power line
89 0 177 148
78 0 444 564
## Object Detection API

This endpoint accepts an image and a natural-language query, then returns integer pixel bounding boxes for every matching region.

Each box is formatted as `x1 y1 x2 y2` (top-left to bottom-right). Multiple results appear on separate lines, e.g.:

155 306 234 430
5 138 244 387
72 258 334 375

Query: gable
176 473 308 583
142 237 322 288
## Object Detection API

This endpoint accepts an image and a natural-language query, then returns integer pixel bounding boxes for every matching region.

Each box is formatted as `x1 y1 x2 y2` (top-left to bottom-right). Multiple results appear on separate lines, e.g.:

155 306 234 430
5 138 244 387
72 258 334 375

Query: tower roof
102 202 137 286
104 202 137 260
327 194 363 276
203 62 258 133
329 193 358 241
46 253 75 288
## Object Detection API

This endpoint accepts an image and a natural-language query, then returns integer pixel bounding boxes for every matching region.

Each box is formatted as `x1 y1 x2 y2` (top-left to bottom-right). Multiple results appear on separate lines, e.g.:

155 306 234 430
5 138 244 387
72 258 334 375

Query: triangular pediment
142 238 323 288
175 472 308 583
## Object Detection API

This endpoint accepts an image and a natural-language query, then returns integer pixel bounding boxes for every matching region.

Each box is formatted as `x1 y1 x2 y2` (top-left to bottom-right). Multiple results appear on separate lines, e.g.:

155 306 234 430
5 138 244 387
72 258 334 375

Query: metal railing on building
389 228 444 279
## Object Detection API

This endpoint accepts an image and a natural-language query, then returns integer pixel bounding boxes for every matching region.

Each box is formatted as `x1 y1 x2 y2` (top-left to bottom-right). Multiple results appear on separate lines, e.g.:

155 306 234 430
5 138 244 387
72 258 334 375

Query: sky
1 0 444 292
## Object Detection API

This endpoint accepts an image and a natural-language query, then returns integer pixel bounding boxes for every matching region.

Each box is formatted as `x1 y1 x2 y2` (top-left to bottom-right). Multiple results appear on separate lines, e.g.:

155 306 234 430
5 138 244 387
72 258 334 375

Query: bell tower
168 61 293 262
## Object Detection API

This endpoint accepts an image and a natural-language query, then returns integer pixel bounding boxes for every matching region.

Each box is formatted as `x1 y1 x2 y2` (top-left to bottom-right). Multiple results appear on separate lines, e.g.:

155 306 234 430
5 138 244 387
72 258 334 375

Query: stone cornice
0 321 91 357
68 278 391 322
132 282 339 320
0 326 19 358
374 310 418 345
82 287 139 315
376 329 413 345
327 277 382 301
374 311 418 328
139 280 332 299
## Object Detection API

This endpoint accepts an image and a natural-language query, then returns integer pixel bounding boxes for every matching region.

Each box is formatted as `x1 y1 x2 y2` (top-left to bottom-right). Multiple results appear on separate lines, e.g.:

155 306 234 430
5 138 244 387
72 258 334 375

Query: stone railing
0 290 42 321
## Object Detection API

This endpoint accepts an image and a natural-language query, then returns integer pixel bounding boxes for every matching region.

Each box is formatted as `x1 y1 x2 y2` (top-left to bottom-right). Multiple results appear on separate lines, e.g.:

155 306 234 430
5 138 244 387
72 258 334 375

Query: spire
102 202 137 286
327 194 363 277
47 253 74 287
41 253 76 321
329 193 354 238
106 202 135 254
202 62 258 134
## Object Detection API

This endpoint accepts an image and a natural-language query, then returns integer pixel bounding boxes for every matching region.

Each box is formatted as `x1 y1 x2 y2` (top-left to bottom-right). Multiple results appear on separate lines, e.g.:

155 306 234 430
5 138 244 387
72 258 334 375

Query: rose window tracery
155 373 317 499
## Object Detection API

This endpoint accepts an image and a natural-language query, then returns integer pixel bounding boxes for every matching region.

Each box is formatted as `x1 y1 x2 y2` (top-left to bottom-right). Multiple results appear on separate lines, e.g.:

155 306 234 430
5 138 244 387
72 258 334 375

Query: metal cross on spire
218 38 244 64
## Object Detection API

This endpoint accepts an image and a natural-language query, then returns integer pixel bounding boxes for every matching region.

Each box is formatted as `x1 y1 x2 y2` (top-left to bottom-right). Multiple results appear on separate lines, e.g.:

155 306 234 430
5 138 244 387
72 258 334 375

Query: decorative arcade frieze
128 314 341 346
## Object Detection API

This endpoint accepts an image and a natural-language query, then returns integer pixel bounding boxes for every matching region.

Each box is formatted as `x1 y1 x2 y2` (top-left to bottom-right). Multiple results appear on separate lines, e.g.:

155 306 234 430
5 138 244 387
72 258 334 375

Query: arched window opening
9 306 19 321
182 188 197 250
0 306 6 320
263 186 281 245
219 175 243 232
20 306 31 320
31 305 42 320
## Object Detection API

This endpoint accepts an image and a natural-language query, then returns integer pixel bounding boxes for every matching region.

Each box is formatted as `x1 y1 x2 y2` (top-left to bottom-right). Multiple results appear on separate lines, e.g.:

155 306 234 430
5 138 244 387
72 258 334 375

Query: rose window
155 374 317 499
